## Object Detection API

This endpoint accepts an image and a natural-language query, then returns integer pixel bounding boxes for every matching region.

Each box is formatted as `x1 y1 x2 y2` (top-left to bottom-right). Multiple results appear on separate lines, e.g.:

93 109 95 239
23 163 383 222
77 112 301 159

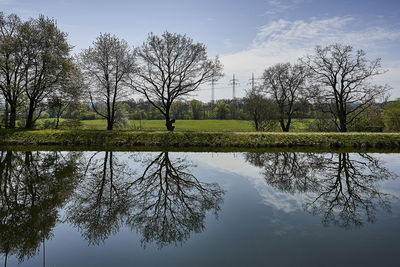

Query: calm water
0 150 399 267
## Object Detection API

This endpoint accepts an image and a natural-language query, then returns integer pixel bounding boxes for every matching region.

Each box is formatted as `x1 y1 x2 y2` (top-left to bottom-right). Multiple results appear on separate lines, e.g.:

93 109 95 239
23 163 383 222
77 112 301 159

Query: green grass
81 119 256 131
36 119 311 132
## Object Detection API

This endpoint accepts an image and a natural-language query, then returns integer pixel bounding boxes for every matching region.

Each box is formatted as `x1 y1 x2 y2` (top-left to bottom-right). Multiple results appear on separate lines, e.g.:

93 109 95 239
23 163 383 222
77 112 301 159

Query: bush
114 104 130 129
348 113 384 132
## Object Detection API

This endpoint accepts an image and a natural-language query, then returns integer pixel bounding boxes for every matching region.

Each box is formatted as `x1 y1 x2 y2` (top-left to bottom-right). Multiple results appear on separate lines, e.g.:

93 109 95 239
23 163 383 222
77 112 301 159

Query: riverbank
1 129 400 149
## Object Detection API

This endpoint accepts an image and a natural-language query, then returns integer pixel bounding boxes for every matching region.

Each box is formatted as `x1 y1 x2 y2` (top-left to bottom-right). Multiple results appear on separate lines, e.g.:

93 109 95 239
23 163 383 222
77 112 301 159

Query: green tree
382 100 400 132
214 102 230 119
190 99 203 120
171 100 186 120
244 88 278 131
22 16 73 129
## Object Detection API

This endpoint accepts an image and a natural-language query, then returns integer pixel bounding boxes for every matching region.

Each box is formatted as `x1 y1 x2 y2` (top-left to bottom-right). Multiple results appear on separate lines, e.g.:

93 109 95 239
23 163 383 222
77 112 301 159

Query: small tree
48 63 85 129
214 102 230 119
131 32 223 131
79 33 136 130
261 62 308 132
244 88 278 131
301 44 389 132
190 99 203 120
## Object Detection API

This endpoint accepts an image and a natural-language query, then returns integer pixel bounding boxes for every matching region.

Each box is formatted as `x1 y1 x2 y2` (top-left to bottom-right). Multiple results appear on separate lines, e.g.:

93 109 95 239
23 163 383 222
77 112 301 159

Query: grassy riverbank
1 129 399 149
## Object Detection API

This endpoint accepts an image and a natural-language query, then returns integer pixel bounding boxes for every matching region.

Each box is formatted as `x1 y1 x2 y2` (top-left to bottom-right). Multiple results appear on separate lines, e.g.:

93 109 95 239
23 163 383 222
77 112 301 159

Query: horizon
1 0 400 101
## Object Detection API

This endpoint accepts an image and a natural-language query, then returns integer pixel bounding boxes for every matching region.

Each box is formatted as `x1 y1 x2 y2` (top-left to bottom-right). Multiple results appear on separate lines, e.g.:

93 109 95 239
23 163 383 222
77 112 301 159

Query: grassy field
37 119 311 132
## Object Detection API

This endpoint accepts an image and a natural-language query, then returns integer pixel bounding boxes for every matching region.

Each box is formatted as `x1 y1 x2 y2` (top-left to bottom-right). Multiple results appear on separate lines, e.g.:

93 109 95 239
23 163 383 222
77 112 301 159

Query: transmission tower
248 72 262 90
210 77 217 104
249 73 255 90
229 74 239 99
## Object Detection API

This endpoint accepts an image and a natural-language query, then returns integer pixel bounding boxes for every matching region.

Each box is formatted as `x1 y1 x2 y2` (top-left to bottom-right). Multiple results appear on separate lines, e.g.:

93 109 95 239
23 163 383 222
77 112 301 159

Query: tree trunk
25 100 35 129
55 116 60 129
285 117 292 132
279 119 289 132
4 102 9 128
253 113 259 131
338 112 347 132
9 103 17 129
165 106 175 131
54 107 62 129
165 118 175 131
279 117 292 132
107 119 114 130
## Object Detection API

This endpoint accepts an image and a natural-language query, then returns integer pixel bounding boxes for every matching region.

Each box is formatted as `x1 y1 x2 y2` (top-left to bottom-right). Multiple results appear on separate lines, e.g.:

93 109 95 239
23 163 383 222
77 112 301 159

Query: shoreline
1 129 400 150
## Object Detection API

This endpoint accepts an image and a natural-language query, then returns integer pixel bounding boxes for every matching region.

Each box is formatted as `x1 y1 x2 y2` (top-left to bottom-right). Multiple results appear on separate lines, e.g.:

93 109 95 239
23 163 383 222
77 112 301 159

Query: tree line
1 12 399 132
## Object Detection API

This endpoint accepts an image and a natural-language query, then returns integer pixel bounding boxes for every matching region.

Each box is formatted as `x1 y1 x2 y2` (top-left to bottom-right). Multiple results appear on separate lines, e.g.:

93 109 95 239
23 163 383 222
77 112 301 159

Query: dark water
0 150 399 267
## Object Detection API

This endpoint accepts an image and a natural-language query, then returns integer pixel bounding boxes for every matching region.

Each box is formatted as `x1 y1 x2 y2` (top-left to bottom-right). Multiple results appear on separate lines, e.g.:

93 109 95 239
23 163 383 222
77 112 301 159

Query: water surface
1 150 399 267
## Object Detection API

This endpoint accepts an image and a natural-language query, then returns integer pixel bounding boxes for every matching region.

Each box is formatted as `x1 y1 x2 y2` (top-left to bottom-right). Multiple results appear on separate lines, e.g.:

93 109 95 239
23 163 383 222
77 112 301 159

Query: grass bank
1 129 399 149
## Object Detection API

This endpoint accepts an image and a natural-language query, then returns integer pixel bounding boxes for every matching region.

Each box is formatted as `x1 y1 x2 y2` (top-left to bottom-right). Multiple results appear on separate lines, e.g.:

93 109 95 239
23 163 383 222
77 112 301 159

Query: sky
2 0 400 101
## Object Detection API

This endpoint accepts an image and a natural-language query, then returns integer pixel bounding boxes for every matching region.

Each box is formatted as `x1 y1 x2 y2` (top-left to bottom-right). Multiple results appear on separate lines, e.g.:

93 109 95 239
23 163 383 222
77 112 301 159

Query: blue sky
2 0 400 101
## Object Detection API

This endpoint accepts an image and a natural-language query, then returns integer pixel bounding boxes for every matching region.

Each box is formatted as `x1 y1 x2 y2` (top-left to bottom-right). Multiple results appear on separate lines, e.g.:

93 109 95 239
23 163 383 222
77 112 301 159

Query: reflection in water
128 152 224 247
245 152 397 228
66 151 135 245
2 150 397 266
67 152 224 248
0 151 82 265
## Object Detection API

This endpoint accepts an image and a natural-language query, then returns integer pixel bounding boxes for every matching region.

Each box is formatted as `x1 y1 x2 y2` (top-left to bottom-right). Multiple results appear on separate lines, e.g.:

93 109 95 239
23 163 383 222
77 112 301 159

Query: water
0 150 399 267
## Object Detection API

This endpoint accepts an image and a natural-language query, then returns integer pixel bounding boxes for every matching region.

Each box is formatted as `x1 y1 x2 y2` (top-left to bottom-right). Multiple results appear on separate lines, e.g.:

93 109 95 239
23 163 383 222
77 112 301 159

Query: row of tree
0 12 222 131
1 12 397 132
245 44 390 132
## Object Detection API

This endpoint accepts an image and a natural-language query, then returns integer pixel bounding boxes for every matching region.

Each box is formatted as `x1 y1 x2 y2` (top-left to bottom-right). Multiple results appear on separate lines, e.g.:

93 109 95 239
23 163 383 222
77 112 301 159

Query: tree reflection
67 152 224 248
128 152 224 248
66 151 135 245
0 151 82 265
245 152 396 228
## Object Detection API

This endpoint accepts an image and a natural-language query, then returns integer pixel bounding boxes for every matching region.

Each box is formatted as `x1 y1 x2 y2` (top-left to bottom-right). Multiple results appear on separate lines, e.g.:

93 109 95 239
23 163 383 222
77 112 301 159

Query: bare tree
301 44 389 132
261 62 308 132
131 32 223 131
79 33 136 130
0 13 24 128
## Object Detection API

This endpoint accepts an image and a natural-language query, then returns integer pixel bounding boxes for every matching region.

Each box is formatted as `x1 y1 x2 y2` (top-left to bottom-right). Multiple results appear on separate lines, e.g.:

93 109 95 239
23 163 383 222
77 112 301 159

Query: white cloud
190 152 304 213
219 16 400 98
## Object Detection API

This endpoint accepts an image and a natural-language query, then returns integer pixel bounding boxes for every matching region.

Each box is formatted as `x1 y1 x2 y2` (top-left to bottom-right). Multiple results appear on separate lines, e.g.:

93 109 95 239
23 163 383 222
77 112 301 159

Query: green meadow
37 119 311 132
